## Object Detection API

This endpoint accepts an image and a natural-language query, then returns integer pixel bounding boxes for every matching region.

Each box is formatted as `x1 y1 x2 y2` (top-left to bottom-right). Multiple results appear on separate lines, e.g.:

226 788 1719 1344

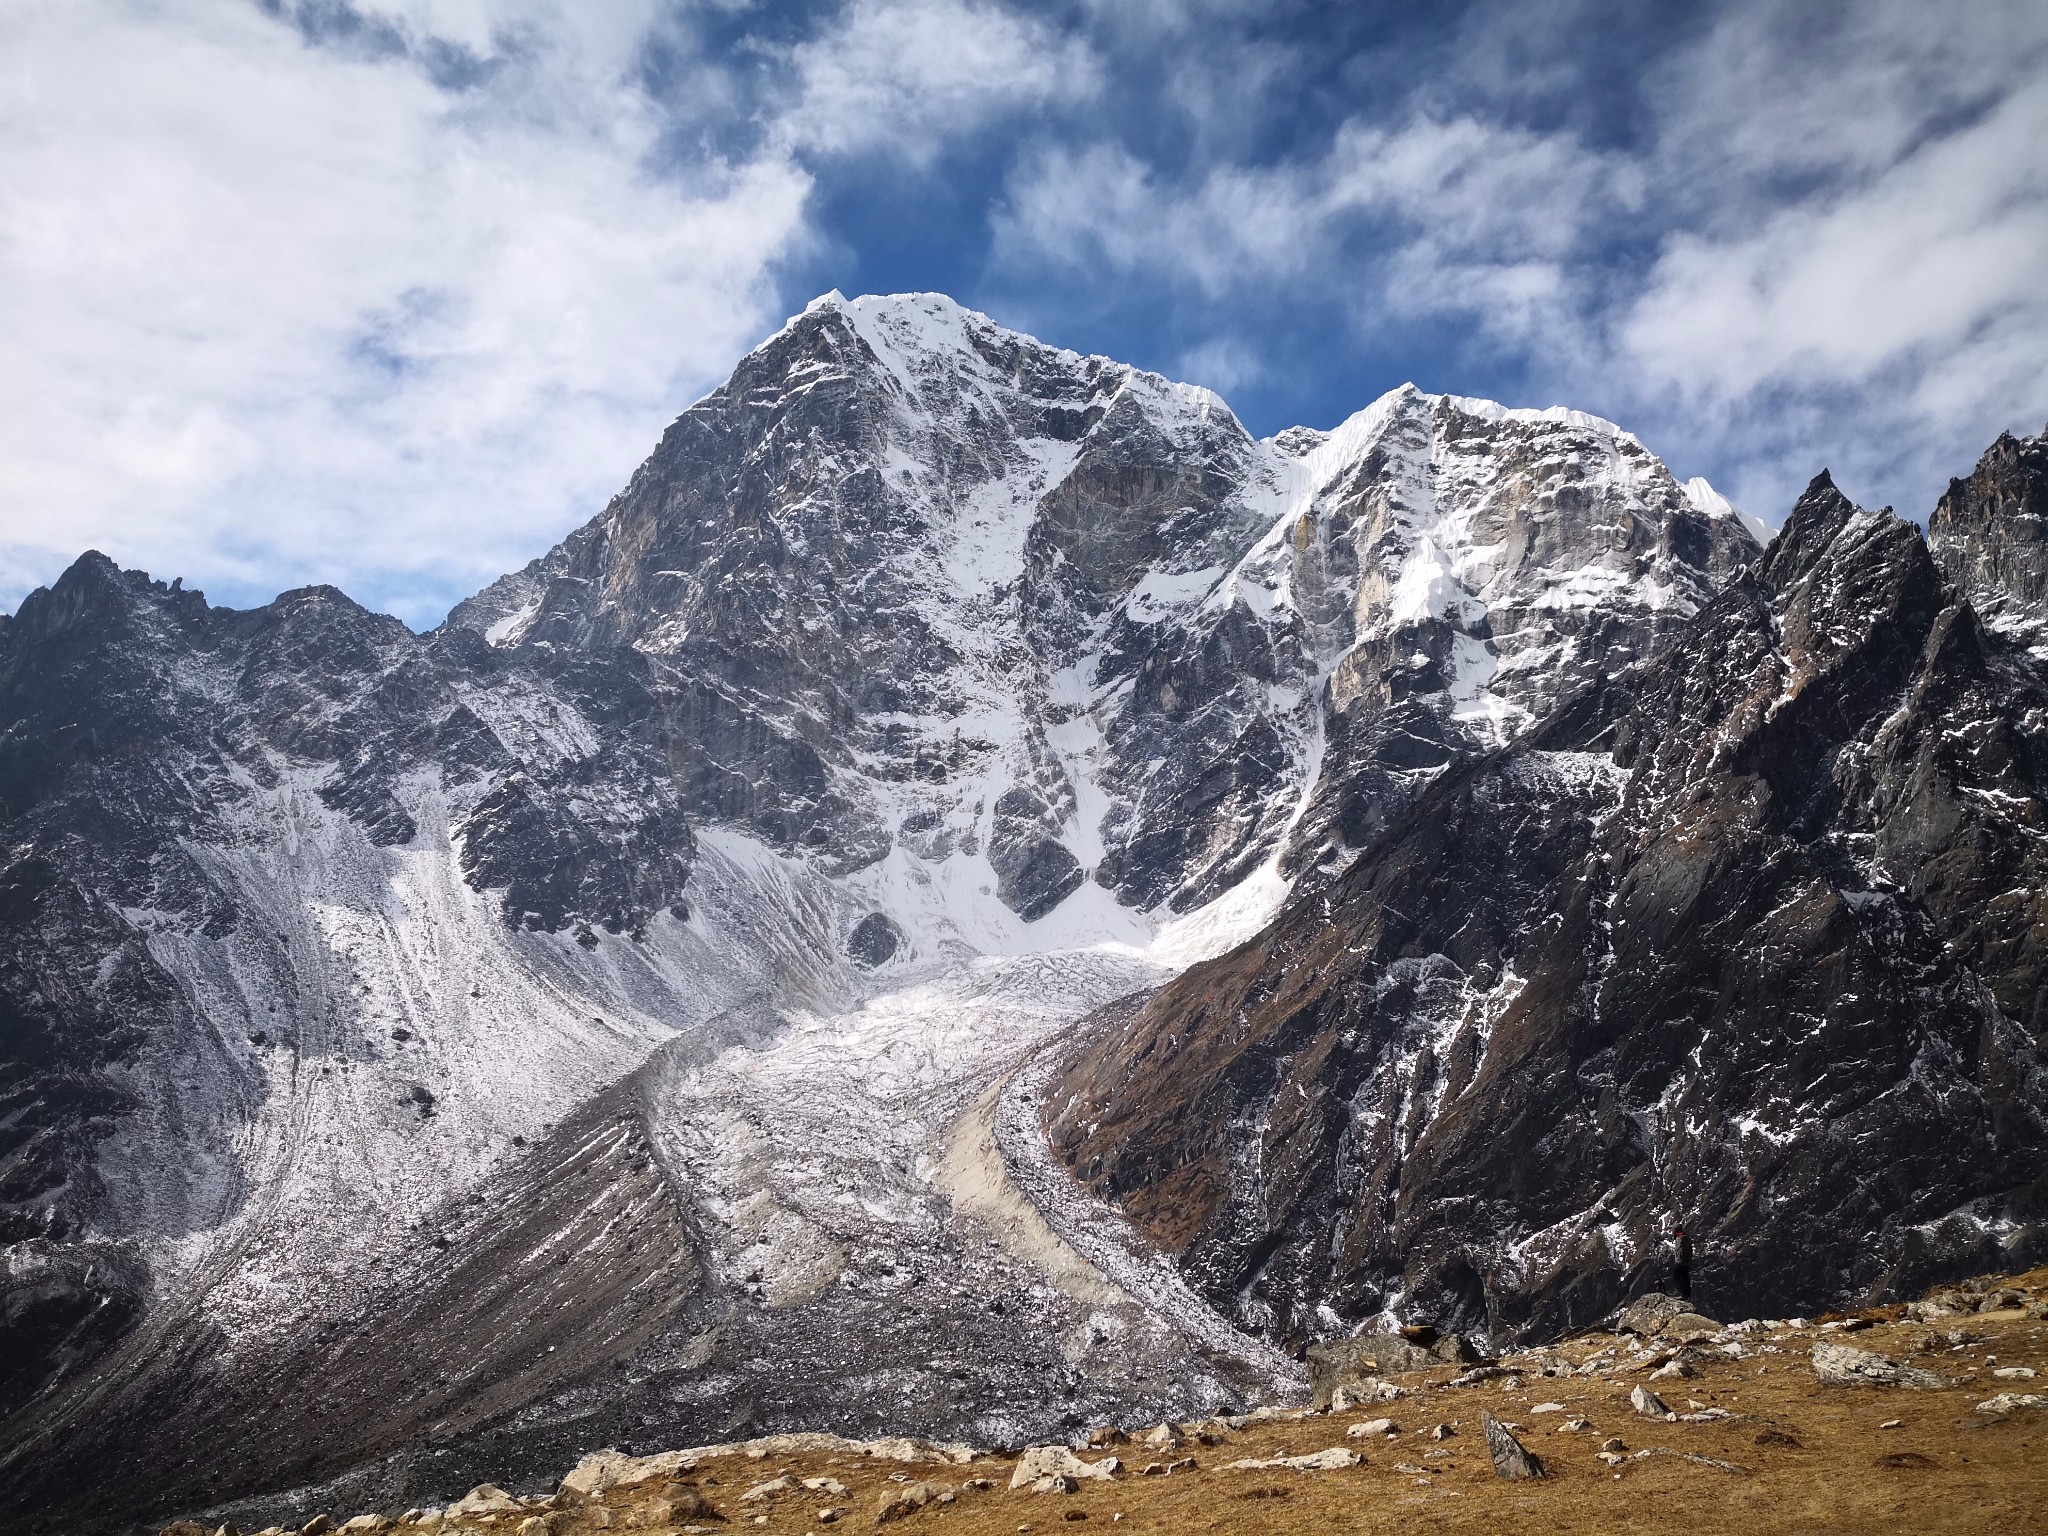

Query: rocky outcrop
1048 468 2048 1351
1008 1445 1119 1491
1615 1294 1719 1340
1928 427 2048 652
1809 1339 1947 1388
875 1480 948 1520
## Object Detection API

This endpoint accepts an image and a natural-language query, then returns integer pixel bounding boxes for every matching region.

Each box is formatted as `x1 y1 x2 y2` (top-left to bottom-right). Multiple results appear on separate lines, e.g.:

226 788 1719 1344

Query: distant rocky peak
1753 474 1943 674
1682 474 1772 545
11 549 192 643
424 295 1766 928
1757 470 1864 590
1287 383 1759 720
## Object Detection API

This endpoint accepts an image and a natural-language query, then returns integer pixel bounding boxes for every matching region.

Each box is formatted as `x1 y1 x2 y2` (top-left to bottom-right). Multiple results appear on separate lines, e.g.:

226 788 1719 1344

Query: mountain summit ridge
439 289 1760 926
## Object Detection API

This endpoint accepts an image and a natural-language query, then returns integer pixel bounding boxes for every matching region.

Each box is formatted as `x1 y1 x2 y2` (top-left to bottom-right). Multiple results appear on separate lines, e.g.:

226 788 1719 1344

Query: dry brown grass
242 1267 2048 1536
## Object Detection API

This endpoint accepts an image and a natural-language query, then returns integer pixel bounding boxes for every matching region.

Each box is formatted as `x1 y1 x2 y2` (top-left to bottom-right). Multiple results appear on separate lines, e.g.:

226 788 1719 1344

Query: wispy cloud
779 0 1099 165
0 0 808 625
1619 15 2048 514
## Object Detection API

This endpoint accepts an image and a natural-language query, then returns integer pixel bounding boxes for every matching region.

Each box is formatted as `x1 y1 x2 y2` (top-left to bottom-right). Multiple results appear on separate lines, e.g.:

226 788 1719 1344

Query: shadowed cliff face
1049 465 2048 1351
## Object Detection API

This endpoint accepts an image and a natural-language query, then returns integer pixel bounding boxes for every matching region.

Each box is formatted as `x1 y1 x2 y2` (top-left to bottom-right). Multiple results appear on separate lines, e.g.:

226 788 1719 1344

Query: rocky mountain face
442 295 1754 924
1048 452 2048 1352
22 287 2027 1536
1929 428 2048 655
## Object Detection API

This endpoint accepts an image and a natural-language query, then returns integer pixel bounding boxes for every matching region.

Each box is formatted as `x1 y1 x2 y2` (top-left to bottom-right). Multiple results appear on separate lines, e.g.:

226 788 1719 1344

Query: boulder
1307 1332 1480 1405
875 1482 946 1523
1906 1291 1970 1321
1810 1340 1947 1388
803 1477 851 1497
1217 1448 1360 1472
1617 1293 1721 1340
1481 1412 1544 1480
1346 1418 1397 1438
741 1475 799 1501
856 1435 978 1465
1631 1385 1672 1418
560 1450 635 1500
1010 1447 1118 1492
446 1486 522 1519
1329 1378 1410 1411
1974 1393 2046 1415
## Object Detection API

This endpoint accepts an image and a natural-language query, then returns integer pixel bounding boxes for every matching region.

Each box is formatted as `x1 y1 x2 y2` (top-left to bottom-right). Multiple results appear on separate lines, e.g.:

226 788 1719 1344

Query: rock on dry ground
1481 1411 1544 1479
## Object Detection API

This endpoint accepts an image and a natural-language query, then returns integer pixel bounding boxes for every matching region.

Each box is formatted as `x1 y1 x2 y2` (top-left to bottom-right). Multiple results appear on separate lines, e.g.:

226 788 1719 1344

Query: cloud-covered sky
4 0 2045 625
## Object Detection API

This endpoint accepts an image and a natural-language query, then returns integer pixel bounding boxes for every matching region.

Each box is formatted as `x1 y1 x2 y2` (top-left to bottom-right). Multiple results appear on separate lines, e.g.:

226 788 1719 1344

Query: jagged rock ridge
1929 425 2048 654
1049 454 2048 1351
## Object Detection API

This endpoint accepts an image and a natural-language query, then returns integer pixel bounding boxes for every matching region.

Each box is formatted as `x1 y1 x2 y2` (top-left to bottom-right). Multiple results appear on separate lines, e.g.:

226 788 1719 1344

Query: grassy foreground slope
172 1266 2048 1536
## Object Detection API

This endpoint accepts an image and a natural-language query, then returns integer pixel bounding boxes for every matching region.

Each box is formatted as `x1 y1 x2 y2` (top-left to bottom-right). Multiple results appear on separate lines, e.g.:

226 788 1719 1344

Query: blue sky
3 0 2046 626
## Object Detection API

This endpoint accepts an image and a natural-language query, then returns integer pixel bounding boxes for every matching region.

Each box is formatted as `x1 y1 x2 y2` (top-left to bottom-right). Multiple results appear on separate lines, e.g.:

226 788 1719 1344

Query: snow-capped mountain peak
0 292 1868 1536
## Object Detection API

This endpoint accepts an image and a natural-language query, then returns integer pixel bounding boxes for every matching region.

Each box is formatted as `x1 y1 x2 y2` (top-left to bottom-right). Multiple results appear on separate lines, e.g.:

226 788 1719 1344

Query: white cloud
995 142 1313 295
1173 336 1265 396
992 0 2048 523
994 113 1637 342
1622 60 2048 425
1604 2 2048 517
0 1 810 625
780 0 1099 166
